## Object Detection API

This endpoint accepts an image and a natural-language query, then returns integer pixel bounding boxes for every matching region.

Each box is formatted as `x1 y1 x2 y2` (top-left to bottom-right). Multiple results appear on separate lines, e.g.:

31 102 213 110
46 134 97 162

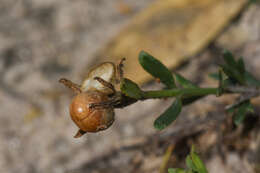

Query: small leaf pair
221 50 246 85
139 51 202 130
209 50 259 125
139 51 183 130
168 146 208 173
220 50 260 87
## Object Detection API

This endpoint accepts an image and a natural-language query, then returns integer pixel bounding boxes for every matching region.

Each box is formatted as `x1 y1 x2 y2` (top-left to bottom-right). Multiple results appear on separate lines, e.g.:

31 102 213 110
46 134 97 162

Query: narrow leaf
233 100 254 125
221 51 247 85
190 152 208 173
174 73 201 105
186 155 196 171
168 168 186 173
237 57 245 75
209 72 237 87
223 50 237 68
139 51 176 88
221 64 246 85
227 104 238 113
211 66 260 87
217 68 224 96
175 73 197 88
209 73 220 80
120 78 143 99
245 71 260 87
154 98 182 130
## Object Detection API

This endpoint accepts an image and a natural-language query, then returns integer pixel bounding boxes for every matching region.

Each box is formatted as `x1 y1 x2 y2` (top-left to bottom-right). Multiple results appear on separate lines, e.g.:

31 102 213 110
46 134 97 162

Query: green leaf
216 51 260 86
211 67 260 87
245 72 260 87
233 101 254 126
139 51 176 89
221 50 246 85
237 57 245 75
227 104 237 113
223 50 237 68
120 78 144 99
249 0 259 4
209 73 220 80
175 73 197 88
154 98 182 130
174 73 201 105
190 152 208 173
209 72 239 87
186 155 196 171
168 168 186 173
185 146 208 173
227 100 253 113
221 64 246 85
217 69 224 96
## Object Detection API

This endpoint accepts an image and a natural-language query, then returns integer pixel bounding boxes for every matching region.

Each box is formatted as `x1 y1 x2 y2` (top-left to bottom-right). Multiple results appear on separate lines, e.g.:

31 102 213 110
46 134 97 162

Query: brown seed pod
60 59 125 138
70 91 115 137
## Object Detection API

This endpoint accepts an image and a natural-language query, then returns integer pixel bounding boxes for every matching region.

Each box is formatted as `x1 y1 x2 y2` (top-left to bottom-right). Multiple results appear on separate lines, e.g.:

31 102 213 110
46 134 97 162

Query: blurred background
0 0 259 173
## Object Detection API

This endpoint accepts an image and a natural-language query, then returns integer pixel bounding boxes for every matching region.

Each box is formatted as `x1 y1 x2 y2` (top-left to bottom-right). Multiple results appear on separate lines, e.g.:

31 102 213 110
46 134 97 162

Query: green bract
120 78 144 99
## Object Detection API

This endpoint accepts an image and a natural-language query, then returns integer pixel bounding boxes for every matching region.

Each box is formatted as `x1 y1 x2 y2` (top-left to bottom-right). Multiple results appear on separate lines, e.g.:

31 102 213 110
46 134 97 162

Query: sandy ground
0 1 154 172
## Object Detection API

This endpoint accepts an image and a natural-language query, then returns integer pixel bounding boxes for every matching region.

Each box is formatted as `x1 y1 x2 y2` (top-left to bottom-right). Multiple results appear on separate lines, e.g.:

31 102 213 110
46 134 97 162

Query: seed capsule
60 59 125 138
70 91 115 134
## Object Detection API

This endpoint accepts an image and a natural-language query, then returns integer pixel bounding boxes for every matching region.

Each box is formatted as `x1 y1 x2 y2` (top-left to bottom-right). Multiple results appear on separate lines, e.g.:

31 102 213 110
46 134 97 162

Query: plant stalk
141 88 219 99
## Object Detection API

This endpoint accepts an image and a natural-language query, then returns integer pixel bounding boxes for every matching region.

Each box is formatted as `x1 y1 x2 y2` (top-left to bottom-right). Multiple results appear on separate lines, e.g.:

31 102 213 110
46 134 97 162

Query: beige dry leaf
89 0 248 84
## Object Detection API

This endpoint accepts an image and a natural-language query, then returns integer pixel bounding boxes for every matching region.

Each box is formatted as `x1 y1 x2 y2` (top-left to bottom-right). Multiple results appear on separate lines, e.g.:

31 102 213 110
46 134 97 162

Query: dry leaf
88 0 248 84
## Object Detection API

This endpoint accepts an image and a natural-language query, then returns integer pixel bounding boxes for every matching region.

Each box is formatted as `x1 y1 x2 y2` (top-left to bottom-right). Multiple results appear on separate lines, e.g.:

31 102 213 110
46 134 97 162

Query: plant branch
115 86 260 109
141 88 219 99
225 86 260 95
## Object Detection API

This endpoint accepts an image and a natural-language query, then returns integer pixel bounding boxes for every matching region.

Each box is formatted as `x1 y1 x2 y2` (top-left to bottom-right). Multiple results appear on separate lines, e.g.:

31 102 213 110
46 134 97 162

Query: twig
225 86 260 95
224 86 260 110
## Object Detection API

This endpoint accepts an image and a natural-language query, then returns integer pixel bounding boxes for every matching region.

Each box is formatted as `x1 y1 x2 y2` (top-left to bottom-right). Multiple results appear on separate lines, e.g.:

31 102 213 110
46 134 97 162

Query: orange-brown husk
69 91 115 132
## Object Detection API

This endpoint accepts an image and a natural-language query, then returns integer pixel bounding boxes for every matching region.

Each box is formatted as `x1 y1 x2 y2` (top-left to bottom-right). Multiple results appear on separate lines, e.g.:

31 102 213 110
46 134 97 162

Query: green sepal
154 98 182 130
120 78 144 99
139 51 176 89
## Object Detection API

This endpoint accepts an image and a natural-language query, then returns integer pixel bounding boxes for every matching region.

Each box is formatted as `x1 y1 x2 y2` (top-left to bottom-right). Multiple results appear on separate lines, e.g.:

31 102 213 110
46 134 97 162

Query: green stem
141 88 219 99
